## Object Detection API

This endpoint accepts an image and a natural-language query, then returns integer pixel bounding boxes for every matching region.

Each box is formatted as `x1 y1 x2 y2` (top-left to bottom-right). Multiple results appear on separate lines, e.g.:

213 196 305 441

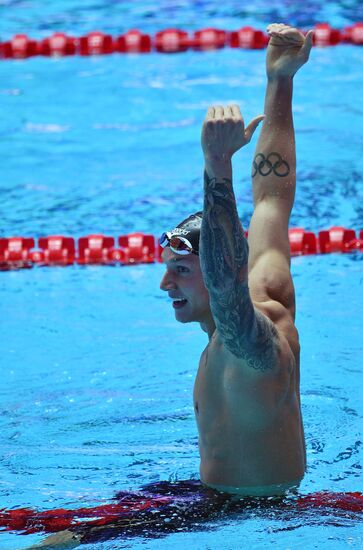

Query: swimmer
24 23 314 549
160 23 314 497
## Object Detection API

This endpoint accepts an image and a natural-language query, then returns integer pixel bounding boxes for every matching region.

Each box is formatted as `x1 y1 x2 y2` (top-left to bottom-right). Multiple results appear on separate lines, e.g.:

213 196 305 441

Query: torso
193 312 306 497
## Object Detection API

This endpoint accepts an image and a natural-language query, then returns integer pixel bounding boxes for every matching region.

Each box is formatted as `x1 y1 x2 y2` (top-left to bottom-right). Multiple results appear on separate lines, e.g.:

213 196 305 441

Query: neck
200 317 216 340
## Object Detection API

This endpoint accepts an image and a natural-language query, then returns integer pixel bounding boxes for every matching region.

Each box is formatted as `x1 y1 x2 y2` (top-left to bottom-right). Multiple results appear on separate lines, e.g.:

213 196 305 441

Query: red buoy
154 29 190 53
230 27 268 49
0 237 35 269
192 28 227 50
79 32 114 56
118 233 156 264
289 228 317 255
116 30 152 53
344 23 363 45
78 235 115 264
35 236 76 265
318 227 359 253
313 23 341 46
1 34 38 59
38 33 77 57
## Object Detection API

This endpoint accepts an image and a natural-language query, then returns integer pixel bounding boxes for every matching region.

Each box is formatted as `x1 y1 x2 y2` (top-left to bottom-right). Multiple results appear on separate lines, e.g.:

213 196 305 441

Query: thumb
300 30 314 59
244 115 265 143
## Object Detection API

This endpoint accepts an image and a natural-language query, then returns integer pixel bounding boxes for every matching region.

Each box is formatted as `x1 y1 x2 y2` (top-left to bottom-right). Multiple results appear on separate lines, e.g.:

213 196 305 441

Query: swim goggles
159 232 198 255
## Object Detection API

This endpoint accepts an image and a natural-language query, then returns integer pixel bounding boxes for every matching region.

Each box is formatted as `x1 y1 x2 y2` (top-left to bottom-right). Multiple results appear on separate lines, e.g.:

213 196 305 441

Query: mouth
172 298 188 309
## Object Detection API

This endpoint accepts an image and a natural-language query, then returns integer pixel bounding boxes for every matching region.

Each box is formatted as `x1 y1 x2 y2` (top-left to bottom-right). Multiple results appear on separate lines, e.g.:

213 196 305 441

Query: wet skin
160 247 306 496
24 21 314 550
160 248 215 335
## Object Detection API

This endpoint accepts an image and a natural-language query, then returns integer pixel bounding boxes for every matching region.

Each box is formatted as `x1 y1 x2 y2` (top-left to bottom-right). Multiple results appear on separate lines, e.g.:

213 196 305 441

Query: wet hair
169 211 203 254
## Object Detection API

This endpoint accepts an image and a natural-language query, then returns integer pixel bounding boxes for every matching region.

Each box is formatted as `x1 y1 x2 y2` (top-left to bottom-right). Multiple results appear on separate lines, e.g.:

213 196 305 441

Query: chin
174 306 196 324
175 311 193 324
175 309 205 325
176 317 191 324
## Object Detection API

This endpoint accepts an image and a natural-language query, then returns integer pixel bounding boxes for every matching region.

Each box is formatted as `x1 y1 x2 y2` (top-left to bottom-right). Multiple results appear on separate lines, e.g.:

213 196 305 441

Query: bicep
247 200 296 319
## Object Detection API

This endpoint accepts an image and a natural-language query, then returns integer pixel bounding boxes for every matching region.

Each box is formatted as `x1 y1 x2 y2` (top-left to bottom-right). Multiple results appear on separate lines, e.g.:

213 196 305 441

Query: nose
160 269 176 291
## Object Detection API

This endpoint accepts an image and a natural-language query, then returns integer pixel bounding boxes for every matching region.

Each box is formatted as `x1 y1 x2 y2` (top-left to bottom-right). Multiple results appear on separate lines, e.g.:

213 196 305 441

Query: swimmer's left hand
266 23 313 79
201 104 264 167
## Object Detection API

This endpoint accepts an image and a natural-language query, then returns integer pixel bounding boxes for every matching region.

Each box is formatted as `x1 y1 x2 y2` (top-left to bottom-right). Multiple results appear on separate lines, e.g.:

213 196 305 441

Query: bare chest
192 336 305 488
193 339 230 427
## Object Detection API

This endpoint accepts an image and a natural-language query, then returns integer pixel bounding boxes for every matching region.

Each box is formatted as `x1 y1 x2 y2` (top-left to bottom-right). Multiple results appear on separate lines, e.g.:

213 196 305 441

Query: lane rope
1 23 363 59
0 482 362 536
0 227 362 269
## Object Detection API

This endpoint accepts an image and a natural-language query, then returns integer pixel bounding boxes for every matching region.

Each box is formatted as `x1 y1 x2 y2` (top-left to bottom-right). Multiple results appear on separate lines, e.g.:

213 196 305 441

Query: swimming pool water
1 1 363 548
1 254 362 548
1 45 363 238
1 0 363 38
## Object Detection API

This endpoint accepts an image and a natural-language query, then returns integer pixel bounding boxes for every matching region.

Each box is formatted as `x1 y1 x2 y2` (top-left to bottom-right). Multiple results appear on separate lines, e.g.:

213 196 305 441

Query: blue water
1 1 363 549
1 44 363 238
1 0 363 39
1 255 362 548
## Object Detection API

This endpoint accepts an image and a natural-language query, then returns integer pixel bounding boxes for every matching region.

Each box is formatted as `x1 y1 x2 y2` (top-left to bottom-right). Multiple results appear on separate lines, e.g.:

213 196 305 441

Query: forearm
201 163 278 367
201 160 249 294
199 103 280 367
252 77 296 210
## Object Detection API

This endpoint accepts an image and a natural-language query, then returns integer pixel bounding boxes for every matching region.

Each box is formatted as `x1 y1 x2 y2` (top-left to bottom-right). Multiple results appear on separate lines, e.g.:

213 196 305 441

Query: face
160 247 212 326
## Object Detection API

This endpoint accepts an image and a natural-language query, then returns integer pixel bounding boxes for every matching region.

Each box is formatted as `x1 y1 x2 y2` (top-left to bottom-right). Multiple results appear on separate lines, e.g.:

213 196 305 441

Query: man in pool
160 23 313 496
26 23 314 549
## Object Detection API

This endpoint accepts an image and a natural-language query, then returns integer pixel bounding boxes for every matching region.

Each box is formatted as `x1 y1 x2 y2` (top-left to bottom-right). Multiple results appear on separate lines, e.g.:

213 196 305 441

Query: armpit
210 291 280 372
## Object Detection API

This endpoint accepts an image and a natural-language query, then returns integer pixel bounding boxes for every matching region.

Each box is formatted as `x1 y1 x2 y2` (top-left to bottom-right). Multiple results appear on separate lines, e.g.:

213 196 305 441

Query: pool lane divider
0 489 362 536
0 227 362 270
1 23 363 59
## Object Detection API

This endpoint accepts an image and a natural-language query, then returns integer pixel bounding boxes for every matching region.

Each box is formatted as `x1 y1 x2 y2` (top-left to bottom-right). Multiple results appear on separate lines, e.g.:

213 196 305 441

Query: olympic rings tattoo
252 152 290 178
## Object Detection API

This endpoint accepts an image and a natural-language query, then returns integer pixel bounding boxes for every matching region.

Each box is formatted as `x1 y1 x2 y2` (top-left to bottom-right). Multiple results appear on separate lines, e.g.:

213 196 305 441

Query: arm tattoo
252 152 290 178
201 171 279 371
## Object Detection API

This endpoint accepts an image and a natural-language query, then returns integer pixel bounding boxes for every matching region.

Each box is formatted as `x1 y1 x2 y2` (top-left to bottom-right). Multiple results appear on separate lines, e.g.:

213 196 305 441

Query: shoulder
253 298 300 356
213 298 299 377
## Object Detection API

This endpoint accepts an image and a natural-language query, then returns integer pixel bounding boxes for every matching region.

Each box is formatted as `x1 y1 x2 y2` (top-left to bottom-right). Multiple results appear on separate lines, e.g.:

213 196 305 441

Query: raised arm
253 24 313 208
248 25 313 321
200 106 280 371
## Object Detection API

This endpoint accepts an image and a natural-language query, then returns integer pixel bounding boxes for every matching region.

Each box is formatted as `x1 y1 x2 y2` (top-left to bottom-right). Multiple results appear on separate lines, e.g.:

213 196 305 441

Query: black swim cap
168 211 203 254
